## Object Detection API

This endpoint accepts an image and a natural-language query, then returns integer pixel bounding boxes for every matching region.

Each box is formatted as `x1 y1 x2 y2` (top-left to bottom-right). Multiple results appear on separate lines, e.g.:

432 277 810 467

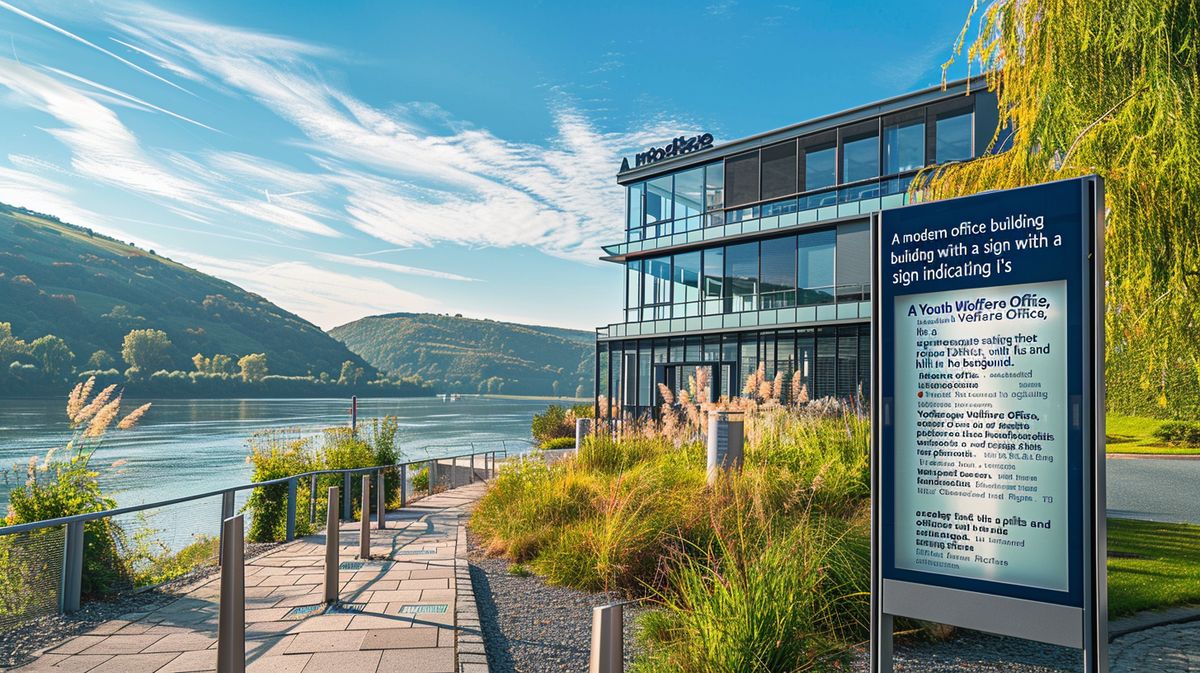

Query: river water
0 396 548 512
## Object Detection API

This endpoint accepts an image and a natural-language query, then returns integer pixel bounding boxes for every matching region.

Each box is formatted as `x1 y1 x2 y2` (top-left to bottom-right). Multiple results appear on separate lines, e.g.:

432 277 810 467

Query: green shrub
540 436 576 450
244 433 316 542
1154 421 1200 447
411 466 429 493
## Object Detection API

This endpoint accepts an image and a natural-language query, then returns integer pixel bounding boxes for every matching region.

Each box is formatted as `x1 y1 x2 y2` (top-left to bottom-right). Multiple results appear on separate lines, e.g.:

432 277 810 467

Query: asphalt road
1107 456 1200 524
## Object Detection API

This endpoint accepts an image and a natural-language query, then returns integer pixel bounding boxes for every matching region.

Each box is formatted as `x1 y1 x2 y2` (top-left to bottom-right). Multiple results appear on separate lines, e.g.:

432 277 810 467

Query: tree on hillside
30 335 73 381
337 360 364 386
122 329 173 377
239 353 268 383
192 353 209 373
211 354 235 375
86 350 115 370
921 0 1200 417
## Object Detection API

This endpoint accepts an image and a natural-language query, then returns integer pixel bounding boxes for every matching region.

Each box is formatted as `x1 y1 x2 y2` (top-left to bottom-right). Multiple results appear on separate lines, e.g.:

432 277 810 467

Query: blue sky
0 0 976 331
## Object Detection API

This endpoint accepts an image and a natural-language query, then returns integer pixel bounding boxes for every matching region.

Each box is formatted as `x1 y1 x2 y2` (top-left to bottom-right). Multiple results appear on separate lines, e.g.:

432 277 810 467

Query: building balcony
595 283 870 340
601 176 913 261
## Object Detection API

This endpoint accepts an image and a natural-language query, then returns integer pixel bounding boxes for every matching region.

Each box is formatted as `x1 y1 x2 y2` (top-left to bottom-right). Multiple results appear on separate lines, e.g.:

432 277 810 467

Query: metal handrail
0 445 513 537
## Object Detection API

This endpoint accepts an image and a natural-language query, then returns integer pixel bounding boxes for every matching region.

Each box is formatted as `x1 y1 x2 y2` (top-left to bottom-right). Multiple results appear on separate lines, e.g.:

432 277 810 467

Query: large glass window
644 175 673 226
672 251 701 312
797 229 835 304
884 120 924 173
626 182 643 230
761 141 798 199
642 256 672 309
841 132 879 183
936 110 974 162
705 162 724 211
760 236 796 309
724 242 759 313
725 151 760 207
625 261 640 321
702 247 724 314
674 167 704 220
804 144 836 191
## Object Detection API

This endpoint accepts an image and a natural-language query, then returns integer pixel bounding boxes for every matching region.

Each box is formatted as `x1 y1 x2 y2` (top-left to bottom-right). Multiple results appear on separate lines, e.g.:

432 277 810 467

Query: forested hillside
331 312 594 397
0 203 388 394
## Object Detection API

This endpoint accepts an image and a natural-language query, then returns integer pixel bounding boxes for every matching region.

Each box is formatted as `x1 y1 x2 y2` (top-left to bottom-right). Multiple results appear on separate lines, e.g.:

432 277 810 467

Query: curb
455 504 490 672
1106 453 1200 461
1108 605 1200 641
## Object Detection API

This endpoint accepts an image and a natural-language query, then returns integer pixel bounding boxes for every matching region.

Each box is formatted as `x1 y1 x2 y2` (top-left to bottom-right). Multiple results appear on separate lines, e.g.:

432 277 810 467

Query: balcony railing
596 283 870 339
602 176 914 258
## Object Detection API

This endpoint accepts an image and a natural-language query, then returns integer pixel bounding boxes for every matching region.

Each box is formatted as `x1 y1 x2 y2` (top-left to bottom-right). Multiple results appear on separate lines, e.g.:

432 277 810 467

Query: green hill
330 312 594 397
0 203 373 380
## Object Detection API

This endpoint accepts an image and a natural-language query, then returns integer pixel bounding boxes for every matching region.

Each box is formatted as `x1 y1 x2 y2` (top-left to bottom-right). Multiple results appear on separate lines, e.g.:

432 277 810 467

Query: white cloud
168 252 440 330
314 251 477 282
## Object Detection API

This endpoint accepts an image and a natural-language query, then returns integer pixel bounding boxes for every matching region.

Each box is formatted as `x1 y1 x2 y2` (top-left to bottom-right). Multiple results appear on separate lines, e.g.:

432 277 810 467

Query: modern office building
595 77 1006 416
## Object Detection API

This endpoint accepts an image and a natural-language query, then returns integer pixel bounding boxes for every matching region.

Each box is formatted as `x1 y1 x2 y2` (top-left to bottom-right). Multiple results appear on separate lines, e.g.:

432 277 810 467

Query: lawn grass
1107 518 1200 617
1105 414 1200 455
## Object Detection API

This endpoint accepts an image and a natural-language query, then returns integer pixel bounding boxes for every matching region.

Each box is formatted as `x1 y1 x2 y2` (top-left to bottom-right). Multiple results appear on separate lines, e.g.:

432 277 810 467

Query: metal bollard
217 514 246 673
324 487 339 604
359 475 371 560
376 469 386 530
400 464 408 508
576 417 593 451
58 520 84 613
706 411 745 486
285 478 297 542
589 603 624 673
342 473 352 521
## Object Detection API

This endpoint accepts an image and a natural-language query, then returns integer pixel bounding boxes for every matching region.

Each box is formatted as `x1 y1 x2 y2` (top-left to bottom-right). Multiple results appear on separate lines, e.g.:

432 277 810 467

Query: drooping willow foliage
915 0 1200 418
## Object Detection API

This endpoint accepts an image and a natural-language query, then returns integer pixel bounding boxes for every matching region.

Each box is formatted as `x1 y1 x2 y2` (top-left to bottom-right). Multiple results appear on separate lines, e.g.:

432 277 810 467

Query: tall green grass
470 406 871 671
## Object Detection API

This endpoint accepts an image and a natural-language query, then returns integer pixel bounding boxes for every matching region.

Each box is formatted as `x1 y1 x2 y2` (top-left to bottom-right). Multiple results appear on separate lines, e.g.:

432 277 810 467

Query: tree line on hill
0 320 432 398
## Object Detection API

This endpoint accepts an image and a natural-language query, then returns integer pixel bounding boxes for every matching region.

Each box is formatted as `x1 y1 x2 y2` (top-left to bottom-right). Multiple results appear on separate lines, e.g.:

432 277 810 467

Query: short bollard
576 417 593 450
359 475 371 560
217 514 246 673
706 411 745 486
376 469 386 530
589 603 624 673
324 486 339 604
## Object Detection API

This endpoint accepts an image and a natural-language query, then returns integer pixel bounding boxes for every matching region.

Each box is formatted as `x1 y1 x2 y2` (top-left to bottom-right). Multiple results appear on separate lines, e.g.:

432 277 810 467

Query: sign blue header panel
878 178 1094 608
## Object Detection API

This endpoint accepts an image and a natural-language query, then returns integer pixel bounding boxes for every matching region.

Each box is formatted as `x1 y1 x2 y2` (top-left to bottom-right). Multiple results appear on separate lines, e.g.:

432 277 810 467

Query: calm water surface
0 396 547 511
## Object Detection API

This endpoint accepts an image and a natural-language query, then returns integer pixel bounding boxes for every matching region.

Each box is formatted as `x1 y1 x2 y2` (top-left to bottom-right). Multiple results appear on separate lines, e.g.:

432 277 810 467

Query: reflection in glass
936 110 973 162
798 229 835 304
724 242 759 313
760 236 796 309
626 260 640 321
805 144 836 191
627 182 643 230
702 247 724 314
884 121 924 173
842 133 878 183
642 256 672 308
705 162 724 211
674 167 704 219
672 251 701 313
645 175 673 224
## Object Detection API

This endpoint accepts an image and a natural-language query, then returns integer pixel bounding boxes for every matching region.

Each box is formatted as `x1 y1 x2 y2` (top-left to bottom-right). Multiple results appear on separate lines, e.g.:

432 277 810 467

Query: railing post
428 460 436 496
359 474 371 560
309 476 317 525
217 514 246 673
399 464 408 508
58 520 83 614
324 486 339 604
589 603 624 673
469 453 476 484
452 456 458 489
219 490 234 566
342 472 352 521
376 469 386 530
285 478 297 542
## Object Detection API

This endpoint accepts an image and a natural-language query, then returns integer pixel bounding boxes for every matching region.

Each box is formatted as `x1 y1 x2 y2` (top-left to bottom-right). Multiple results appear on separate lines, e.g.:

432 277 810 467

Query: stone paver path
12 481 489 673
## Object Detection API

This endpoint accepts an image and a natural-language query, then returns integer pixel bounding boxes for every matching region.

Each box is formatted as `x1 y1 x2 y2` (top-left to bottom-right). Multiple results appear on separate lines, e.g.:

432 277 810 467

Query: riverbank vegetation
472 397 872 671
530 403 593 448
0 319 432 398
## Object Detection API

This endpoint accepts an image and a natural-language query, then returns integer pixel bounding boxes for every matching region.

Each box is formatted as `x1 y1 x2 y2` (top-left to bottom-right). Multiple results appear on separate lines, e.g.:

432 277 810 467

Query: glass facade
622 228 852 321
599 324 871 413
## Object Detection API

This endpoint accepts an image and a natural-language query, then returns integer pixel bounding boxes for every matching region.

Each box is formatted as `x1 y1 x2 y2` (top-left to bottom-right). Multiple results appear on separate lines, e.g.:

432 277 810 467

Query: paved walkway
12 482 489 673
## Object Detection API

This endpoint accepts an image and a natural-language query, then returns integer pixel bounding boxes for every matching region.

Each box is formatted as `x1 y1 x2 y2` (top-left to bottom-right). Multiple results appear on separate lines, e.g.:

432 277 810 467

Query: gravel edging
0 539 282 669
467 530 642 673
